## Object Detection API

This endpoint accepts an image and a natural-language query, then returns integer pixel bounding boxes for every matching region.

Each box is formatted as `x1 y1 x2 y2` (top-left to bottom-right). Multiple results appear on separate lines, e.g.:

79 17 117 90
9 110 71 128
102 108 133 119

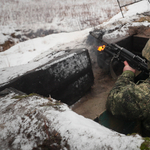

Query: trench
73 34 149 135
0 33 149 136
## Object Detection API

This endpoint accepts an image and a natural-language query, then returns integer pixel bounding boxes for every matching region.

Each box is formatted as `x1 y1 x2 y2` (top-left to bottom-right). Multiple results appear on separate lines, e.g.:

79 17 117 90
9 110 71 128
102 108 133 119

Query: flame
97 45 106 51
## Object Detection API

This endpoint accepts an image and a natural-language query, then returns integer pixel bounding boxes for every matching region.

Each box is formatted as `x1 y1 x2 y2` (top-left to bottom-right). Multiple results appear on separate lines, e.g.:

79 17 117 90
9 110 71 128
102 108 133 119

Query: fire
97 45 106 51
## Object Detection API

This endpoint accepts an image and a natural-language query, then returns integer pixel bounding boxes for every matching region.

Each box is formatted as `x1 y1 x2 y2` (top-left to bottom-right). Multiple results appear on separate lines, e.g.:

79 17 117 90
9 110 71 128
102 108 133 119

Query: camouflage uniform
106 39 150 136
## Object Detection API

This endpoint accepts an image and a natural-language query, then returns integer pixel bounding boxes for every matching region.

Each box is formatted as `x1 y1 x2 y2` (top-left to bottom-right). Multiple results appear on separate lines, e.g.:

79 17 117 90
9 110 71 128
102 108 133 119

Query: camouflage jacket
106 70 150 134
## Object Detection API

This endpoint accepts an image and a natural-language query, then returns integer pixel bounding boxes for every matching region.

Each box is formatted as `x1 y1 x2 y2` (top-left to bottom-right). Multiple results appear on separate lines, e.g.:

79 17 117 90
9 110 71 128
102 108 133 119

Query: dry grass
135 16 150 22
0 0 120 30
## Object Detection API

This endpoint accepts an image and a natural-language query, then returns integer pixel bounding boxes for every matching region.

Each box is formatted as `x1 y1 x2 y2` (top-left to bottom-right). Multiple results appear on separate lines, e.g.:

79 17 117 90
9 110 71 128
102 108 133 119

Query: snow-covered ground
0 0 119 51
0 28 92 86
1 0 150 149
0 0 118 32
0 92 144 150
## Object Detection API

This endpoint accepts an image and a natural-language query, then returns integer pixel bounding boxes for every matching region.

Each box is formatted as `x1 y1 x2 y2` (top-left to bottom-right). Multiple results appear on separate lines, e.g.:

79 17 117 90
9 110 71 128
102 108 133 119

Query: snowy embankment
0 28 91 86
0 92 144 150
1 0 150 149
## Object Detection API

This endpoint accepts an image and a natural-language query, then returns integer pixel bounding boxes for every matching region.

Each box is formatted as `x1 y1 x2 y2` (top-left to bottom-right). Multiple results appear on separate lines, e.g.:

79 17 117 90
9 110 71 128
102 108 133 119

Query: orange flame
97 45 106 51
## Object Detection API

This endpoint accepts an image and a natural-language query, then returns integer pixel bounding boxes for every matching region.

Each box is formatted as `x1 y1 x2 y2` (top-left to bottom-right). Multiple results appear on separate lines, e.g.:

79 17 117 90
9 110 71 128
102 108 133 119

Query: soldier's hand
123 61 136 73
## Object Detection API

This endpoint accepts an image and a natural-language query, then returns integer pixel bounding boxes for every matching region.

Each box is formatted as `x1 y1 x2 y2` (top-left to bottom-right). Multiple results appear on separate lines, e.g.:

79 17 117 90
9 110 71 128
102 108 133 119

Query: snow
48 108 142 150
109 0 150 21
0 0 150 149
0 28 91 69
0 29 92 86
0 92 144 149
0 33 10 45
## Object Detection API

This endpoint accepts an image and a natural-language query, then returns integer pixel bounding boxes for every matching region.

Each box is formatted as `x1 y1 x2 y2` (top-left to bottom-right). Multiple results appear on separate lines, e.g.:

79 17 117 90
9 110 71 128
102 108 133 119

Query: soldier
106 39 150 137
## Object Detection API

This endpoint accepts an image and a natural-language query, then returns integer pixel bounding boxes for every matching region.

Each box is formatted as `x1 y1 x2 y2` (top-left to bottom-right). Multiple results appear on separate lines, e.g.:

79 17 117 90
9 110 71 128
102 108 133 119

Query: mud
72 52 116 120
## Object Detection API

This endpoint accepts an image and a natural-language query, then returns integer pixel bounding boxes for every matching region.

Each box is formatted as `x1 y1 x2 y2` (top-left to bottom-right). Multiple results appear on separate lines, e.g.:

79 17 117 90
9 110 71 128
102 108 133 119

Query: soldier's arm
106 61 150 120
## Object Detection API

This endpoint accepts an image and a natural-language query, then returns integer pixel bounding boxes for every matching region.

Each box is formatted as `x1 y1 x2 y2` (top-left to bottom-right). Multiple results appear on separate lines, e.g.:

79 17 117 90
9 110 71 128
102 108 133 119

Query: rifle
90 31 149 82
